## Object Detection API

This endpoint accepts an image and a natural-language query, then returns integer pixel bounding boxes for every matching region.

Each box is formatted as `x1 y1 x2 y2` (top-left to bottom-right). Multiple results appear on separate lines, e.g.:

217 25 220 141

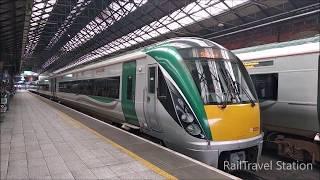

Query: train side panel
135 55 177 141
247 53 319 137
55 63 125 123
134 55 216 156
135 57 151 130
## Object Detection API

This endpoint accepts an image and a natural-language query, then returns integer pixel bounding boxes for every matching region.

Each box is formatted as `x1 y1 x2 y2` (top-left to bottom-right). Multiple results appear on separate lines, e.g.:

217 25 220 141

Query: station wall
217 14 319 50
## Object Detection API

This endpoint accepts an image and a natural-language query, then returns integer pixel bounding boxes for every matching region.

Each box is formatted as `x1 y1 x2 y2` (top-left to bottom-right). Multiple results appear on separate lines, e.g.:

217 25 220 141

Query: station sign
244 60 274 69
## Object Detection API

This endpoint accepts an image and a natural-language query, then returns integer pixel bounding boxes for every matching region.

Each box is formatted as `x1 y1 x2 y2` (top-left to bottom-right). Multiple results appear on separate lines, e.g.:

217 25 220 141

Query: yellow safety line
51 104 177 180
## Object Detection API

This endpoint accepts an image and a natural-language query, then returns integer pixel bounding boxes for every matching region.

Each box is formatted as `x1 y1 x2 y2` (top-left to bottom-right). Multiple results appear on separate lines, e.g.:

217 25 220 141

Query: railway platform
0 91 236 179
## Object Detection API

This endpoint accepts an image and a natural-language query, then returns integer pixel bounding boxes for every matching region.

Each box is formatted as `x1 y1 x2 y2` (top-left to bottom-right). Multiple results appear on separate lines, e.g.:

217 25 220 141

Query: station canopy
1 0 319 75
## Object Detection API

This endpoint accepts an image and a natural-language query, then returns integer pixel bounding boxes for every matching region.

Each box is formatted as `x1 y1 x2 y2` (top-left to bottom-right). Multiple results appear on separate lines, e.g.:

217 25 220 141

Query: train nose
204 104 261 141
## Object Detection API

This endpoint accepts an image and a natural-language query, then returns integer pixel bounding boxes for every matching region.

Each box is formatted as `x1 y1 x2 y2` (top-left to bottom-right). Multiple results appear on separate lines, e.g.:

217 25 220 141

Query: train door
53 78 57 97
317 54 320 128
50 78 56 98
145 65 161 132
121 61 139 126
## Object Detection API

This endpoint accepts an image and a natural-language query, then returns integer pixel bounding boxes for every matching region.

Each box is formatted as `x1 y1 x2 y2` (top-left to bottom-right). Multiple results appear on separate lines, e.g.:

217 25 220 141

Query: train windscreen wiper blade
208 71 229 108
222 67 255 107
195 71 227 107
234 81 256 107
219 67 238 105
225 71 256 107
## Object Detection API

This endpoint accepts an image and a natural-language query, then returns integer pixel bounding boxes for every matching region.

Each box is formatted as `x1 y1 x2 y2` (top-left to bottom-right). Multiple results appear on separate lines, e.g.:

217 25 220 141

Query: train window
158 70 167 98
94 79 106 96
250 73 278 101
66 82 71 93
127 76 133 100
58 83 64 92
148 67 156 94
71 82 80 94
87 80 94 95
38 84 49 91
106 77 120 99
58 76 120 99
157 69 179 122
79 81 84 94
82 80 91 95
59 81 72 93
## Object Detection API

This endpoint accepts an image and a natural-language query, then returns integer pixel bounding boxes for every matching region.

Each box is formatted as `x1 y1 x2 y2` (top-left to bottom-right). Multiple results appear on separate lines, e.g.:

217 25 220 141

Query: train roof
55 51 145 77
233 35 320 61
53 37 225 77
147 37 226 50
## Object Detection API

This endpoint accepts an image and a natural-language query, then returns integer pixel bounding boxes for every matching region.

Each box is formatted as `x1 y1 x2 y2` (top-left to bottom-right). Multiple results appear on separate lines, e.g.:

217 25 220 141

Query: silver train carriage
36 37 263 168
234 36 320 163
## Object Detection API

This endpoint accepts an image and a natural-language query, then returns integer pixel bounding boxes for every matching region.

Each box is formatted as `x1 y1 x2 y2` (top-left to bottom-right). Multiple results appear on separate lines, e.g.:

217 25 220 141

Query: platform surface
0 91 235 179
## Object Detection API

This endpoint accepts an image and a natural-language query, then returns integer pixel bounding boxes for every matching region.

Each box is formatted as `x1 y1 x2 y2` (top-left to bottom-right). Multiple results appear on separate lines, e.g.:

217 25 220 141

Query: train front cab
144 38 263 168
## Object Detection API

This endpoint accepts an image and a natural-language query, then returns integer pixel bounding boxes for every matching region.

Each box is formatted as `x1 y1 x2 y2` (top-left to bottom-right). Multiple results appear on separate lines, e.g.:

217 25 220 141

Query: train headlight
177 98 184 107
186 124 201 136
181 112 194 123
166 80 206 139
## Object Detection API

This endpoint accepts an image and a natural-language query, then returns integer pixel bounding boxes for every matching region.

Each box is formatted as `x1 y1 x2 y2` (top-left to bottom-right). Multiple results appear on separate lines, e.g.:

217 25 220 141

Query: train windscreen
178 48 257 105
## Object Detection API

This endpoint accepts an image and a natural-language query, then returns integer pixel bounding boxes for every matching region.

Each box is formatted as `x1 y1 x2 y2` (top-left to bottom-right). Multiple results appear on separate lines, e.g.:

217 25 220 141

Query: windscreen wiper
208 71 231 108
196 71 228 107
234 81 256 107
222 67 255 107
219 67 239 105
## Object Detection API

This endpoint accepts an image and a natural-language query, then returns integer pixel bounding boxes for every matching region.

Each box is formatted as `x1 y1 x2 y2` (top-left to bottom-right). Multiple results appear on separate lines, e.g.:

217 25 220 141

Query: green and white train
35 37 263 168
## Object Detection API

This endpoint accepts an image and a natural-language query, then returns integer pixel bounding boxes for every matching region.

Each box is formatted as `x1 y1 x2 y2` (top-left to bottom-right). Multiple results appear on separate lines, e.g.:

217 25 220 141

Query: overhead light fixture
217 23 224 27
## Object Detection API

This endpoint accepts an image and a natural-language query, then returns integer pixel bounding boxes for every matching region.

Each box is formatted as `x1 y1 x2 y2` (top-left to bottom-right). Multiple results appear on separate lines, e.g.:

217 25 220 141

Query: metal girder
0 0 24 74
204 2 320 40
31 0 113 70
11 0 318 74
221 0 246 23
49 0 196 72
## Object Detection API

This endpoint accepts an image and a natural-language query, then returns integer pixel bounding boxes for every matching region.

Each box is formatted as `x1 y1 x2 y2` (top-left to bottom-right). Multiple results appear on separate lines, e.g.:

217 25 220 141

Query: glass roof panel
44 7 53 13
129 40 137 45
34 11 41 16
177 16 194 26
149 21 161 28
113 12 121 21
185 3 201 14
46 0 92 49
198 0 220 8
191 10 210 21
225 0 249 7
110 2 121 11
34 3 45 9
148 30 160 37
166 22 182 30
124 3 134 11
53 0 250 73
135 37 145 42
159 16 172 25
23 0 58 58
48 0 57 4
61 0 148 52
42 14 49 19
134 29 144 36
170 10 187 20
208 2 228 15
